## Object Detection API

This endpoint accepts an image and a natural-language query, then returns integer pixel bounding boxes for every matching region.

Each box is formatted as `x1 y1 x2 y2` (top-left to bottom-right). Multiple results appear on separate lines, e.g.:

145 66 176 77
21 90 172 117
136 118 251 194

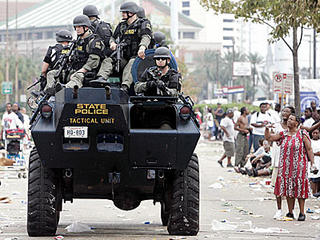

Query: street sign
233 62 251 76
222 86 244 94
283 74 293 94
1 82 12 95
273 73 283 92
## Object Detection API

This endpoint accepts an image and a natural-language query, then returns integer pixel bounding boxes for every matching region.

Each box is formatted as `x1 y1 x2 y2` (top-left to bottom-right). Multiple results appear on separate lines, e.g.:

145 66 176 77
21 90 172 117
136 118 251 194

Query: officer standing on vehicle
97 2 152 93
83 5 113 56
41 29 73 90
153 31 168 48
65 15 105 89
135 47 181 96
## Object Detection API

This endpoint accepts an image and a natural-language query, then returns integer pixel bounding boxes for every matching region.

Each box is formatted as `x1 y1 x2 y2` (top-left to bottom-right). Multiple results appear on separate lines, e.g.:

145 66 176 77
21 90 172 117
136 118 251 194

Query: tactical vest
44 44 66 71
71 33 104 71
115 18 152 60
91 20 113 56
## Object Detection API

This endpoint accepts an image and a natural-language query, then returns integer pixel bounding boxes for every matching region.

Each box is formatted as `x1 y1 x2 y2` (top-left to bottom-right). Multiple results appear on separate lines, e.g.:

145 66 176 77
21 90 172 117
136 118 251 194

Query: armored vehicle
27 51 200 236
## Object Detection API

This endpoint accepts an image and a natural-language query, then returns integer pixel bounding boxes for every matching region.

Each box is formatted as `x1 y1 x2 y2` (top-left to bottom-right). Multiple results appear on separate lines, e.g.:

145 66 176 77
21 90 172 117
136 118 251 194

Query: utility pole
314 28 317 79
5 0 10 103
15 0 19 103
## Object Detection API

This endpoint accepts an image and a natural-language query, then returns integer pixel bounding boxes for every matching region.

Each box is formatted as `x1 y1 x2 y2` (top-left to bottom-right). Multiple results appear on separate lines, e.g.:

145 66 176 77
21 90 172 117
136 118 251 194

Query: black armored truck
27 52 200 237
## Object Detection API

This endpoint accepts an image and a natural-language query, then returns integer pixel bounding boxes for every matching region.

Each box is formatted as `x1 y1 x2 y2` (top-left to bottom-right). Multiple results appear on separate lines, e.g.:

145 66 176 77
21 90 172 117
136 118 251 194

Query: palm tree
248 53 264 101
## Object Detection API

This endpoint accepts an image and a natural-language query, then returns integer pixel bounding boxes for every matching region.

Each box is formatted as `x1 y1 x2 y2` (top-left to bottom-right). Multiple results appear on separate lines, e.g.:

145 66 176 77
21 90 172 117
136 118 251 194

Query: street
1 139 320 240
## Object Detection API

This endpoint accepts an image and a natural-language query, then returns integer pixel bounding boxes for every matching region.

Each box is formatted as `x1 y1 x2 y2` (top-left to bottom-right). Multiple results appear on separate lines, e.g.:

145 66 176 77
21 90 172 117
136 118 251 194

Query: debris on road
0 197 11 204
65 221 93 233
209 183 223 189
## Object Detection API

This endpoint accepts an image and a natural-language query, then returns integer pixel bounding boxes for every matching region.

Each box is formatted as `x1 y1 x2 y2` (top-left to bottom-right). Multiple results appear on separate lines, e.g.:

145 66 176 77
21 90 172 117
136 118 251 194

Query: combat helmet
120 2 139 13
137 6 146 18
73 15 91 27
83 5 99 17
56 29 73 42
153 47 171 59
154 32 166 45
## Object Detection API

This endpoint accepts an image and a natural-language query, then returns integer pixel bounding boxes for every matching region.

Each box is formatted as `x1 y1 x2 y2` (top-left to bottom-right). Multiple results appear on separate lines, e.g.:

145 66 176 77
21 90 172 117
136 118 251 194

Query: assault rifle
27 75 46 90
149 69 170 96
54 37 80 80
111 37 127 73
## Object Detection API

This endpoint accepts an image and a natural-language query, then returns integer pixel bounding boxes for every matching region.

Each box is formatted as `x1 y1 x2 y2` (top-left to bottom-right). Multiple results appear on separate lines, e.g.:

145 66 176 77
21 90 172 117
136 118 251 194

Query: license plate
64 126 88 138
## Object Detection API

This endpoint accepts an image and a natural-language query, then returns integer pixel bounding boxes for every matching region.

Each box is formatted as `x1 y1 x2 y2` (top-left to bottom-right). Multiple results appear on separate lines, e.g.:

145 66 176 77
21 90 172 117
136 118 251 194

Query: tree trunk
292 27 301 115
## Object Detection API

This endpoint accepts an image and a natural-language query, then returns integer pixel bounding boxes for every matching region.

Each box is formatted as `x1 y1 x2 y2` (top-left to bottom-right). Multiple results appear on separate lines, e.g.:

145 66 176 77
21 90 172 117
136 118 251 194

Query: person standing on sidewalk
218 109 235 167
234 107 250 167
250 102 274 151
265 114 316 221
267 106 295 219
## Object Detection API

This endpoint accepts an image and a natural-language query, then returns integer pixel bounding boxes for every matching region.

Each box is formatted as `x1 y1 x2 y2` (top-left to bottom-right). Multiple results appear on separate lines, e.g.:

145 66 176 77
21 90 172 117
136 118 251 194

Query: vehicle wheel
167 153 199 236
161 201 169 226
27 147 59 236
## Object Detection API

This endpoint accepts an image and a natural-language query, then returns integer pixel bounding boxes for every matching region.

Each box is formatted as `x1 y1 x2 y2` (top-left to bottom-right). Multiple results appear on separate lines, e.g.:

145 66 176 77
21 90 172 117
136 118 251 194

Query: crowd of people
198 100 320 221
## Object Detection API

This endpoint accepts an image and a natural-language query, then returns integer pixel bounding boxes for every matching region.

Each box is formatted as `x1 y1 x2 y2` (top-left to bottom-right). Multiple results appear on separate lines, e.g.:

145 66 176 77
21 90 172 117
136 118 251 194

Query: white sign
273 73 293 94
64 126 88 139
20 94 27 103
273 73 283 92
233 62 252 76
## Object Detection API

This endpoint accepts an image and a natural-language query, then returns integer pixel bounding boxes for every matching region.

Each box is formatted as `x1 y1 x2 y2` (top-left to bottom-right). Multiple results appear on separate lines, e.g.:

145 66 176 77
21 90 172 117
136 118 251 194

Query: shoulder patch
95 41 102 49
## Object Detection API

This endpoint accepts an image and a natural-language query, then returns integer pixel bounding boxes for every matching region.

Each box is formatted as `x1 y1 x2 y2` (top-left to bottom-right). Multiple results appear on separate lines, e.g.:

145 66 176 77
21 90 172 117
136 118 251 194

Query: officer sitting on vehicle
96 2 152 94
137 6 146 19
83 5 113 56
65 15 105 89
134 47 181 97
153 31 168 48
41 29 73 92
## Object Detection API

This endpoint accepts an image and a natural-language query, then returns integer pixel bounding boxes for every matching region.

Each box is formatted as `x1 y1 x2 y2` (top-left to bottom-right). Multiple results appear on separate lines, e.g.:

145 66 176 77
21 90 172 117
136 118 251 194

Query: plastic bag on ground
65 221 93 233
211 220 237 231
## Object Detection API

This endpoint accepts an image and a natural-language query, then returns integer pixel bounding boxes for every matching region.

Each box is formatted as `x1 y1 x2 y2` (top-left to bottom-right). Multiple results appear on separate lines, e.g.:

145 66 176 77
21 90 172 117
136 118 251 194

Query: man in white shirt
303 108 315 129
217 109 235 167
0 103 24 140
250 102 274 151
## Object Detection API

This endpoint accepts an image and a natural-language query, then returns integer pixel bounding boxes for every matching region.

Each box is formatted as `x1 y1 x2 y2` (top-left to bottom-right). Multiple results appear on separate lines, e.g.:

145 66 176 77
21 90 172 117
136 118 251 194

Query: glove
156 80 166 91
39 75 47 91
121 84 129 94
146 81 157 89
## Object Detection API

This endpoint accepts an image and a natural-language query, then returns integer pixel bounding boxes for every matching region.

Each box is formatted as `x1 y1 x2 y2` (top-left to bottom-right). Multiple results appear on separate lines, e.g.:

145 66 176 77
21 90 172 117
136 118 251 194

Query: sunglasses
154 57 168 61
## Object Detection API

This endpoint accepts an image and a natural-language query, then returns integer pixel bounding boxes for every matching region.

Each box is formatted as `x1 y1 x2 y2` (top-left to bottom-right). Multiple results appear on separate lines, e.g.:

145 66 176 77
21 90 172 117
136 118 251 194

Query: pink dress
274 129 310 198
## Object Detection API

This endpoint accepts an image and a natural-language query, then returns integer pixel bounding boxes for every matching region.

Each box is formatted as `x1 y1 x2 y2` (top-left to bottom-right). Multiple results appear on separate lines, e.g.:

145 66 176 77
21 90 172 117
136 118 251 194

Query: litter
65 221 93 233
315 209 320 214
144 221 151 224
209 183 223 189
244 227 289 234
211 220 237 231
311 216 320 220
0 197 11 204
222 202 232 207
54 236 64 240
307 208 315 213
217 176 224 181
277 217 294 221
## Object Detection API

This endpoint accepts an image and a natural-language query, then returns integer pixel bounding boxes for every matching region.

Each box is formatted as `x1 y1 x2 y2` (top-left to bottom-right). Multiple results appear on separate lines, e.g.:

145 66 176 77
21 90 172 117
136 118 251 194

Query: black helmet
154 32 166 45
120 2 139 13
153 47 171 59
137 6 146 18
83 5 99 17
56 29 73 42
73 15 91 27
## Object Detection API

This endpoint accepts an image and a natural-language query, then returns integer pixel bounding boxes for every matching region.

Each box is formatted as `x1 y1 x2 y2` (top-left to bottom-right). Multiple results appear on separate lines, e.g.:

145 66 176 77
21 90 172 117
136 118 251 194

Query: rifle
149 69 170 96
110 37 127 73
54 37 80 80
29 93 50 126
27 75 46 90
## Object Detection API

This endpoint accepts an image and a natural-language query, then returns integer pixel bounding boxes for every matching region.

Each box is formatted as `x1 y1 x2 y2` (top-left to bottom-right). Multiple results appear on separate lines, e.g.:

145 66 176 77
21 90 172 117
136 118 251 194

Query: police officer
83 5 113 56
153 31 167 48
137 6 146 18
41 29 72 91
135 47 181 96
97 1 152 93
65 15 105 89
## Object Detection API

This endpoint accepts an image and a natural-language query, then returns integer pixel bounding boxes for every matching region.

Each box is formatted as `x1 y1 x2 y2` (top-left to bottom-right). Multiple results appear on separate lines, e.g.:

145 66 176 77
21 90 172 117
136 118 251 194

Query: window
184 53 193 64
45 31 54 39
35 32 43 40
17 33 22 41
223 36 233 40
182 10 190 16
223 27 233 31
182 1 190 7
223 19 234 23
183 32 195 39
178 32 181 39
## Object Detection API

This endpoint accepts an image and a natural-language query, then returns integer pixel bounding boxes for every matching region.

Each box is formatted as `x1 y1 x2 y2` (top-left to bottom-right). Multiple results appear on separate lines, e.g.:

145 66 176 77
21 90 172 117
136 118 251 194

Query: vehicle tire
167 153 199 236
27 147 59 236
161 201 169 226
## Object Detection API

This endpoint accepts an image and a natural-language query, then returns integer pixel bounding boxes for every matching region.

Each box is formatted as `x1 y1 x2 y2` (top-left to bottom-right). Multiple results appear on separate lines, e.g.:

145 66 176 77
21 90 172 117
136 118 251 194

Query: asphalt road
1 139 320 239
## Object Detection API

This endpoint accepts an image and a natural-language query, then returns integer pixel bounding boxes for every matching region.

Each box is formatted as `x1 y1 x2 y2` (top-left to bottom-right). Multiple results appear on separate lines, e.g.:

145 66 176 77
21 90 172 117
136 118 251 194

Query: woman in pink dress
265 114 315 221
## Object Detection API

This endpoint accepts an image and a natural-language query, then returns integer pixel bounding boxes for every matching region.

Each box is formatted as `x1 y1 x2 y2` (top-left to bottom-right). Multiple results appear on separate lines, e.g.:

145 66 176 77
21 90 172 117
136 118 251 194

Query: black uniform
43 44 68 71
112 18 152 60
90 19 113 56
139 66 181 96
